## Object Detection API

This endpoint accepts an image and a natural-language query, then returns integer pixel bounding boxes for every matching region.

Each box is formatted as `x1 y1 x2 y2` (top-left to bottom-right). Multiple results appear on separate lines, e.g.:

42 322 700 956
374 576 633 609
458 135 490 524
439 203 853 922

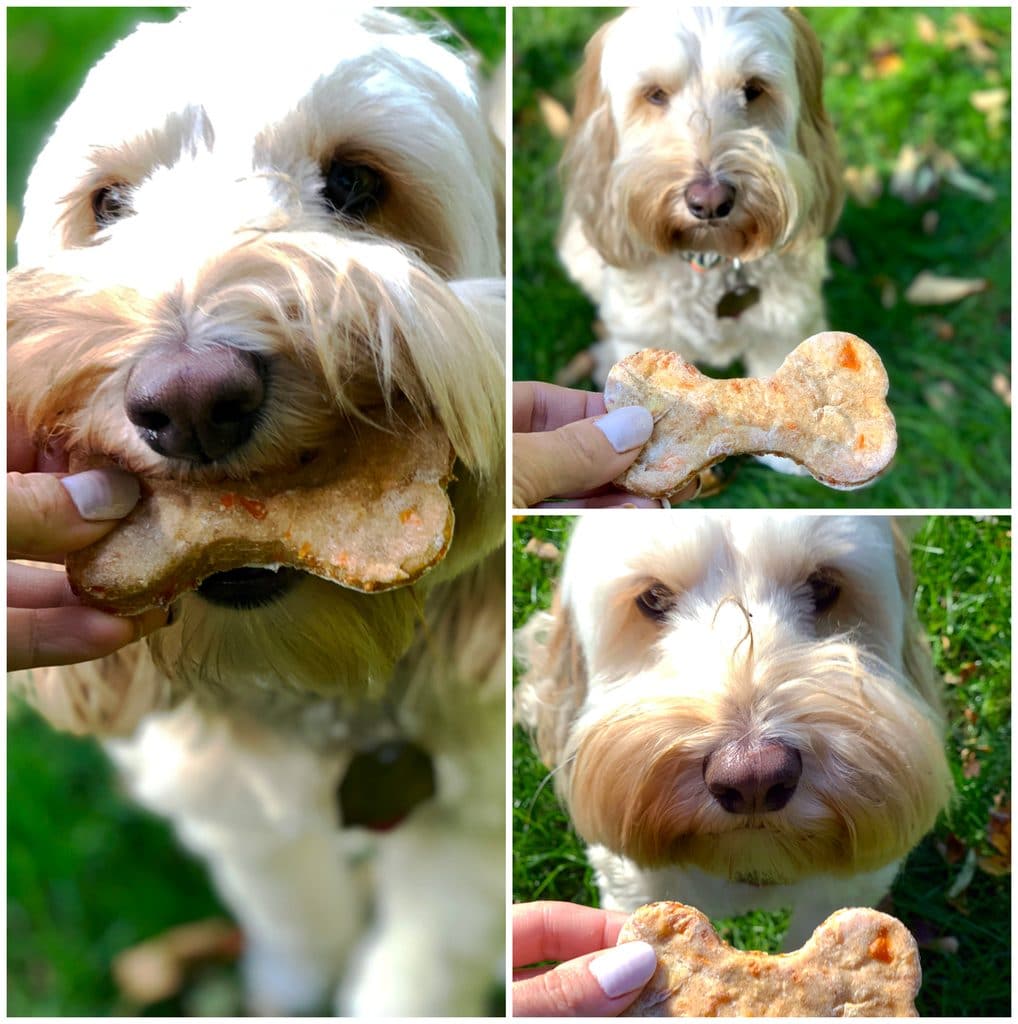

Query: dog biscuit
604 332 896 495
618 901 920 1017
66 419 456 614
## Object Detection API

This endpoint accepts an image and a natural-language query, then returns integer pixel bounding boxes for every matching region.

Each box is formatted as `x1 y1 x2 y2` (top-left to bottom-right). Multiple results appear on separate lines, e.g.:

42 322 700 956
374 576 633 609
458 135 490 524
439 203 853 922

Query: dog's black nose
685 179 736 221
126 345 266 463
703 739 802 815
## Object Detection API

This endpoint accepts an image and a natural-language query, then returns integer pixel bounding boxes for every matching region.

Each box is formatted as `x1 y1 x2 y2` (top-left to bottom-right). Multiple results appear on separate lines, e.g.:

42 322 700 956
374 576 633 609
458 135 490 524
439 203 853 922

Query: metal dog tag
338 739 435 832
716 258 761 319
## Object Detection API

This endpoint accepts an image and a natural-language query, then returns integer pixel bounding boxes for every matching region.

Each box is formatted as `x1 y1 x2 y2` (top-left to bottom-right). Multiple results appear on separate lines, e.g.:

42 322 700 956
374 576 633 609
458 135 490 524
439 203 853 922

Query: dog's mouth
196 566 305 609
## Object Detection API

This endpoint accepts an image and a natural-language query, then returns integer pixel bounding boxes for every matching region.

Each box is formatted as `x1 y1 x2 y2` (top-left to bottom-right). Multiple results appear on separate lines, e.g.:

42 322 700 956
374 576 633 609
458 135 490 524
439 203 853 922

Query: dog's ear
891 519 944 720
785 8 845 239
558 19 638 268
12 645 172 737
514 592 588 768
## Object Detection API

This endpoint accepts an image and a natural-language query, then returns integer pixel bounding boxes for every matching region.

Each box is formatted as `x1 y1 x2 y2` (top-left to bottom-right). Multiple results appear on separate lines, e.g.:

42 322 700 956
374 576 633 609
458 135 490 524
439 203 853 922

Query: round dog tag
337 739 436 831
716 284 762 319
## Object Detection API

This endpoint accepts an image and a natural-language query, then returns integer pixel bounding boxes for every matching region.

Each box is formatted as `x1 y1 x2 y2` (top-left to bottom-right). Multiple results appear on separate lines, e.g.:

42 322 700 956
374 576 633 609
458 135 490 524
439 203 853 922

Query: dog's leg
107 702 365 1014
339 797 504 1015
339 557 505 1015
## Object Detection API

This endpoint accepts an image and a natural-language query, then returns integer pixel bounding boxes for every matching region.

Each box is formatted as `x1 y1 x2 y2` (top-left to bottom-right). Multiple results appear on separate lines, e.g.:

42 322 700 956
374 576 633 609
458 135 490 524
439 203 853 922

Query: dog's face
561 6 843 267
8 9 504 702
518 515 952 886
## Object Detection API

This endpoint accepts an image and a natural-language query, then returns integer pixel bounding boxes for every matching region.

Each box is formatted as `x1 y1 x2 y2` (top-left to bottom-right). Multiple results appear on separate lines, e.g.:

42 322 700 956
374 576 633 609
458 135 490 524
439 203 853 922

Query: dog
558 6 844 401
8 8 504 1015
517 514 952 949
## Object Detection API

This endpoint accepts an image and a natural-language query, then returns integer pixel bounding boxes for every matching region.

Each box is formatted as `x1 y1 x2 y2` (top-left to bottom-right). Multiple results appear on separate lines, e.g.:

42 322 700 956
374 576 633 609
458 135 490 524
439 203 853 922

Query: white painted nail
588 941 657 998
594 406 653 453
61 468 140 521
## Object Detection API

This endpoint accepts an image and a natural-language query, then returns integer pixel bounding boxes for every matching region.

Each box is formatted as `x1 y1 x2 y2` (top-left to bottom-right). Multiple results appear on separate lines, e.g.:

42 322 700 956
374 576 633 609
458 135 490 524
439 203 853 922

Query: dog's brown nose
126 345 266 463
703 739 802 815
685 179 736 221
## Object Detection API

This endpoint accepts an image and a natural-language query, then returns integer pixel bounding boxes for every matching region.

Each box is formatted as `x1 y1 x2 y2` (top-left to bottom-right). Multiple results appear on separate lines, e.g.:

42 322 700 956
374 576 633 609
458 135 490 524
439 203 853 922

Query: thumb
513 406 653 507
513 941 658 1017
8 468 141 561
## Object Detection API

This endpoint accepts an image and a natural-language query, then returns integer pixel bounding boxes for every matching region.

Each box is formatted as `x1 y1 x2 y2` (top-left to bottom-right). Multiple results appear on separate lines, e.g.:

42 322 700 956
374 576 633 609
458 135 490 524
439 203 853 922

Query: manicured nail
589 941 657 998
61 468 140 521
594 406 654 453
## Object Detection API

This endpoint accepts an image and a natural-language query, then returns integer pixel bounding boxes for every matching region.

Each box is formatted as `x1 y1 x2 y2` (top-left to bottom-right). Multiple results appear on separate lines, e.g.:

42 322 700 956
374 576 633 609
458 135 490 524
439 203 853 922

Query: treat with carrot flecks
604 332 896 497
619 901 921 1017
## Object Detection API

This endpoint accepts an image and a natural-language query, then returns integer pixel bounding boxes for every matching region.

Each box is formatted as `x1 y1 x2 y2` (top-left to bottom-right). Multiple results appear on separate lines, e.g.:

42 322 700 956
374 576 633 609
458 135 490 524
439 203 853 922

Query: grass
512 514 1011 1016
6 8 503 1016
512 8 1011 508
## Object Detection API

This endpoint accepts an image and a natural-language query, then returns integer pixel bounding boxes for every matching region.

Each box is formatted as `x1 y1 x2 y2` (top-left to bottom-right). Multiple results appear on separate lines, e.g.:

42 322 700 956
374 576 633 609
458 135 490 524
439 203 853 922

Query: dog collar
337 737 436 832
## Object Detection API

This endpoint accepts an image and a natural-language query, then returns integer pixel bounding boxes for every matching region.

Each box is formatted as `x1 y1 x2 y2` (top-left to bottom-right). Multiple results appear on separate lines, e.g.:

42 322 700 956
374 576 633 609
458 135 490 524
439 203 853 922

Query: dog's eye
91 183 134 227
644 86 670 107
323 160 386 220
807 570 841 615
636 582 676 621
742 79 766 103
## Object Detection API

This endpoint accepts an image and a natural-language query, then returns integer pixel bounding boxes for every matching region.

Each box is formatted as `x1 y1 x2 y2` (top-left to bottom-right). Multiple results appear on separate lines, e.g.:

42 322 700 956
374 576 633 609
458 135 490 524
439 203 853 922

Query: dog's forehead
563 514 896 609
61 8 476 141
601 6 796 98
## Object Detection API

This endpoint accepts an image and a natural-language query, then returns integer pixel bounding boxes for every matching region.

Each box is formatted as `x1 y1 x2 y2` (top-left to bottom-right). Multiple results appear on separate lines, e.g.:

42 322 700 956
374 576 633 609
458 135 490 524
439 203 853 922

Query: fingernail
61 468 140 521
589 941 657 998
594 407 654 453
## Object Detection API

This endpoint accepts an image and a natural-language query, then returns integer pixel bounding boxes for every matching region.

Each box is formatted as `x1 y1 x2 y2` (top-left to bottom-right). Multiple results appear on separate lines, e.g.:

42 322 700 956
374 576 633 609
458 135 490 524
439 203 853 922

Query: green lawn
6 8 504 1015
512 8 1011 508
513 515 1011 1016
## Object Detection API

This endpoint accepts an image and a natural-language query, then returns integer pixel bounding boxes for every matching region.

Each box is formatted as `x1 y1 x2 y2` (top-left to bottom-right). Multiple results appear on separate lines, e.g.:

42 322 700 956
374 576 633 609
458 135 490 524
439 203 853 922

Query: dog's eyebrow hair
712 595 755 660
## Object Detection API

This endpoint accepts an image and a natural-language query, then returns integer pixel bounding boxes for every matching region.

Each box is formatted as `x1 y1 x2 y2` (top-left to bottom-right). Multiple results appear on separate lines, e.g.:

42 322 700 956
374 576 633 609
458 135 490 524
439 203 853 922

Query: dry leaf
865 44 905 78
970 87 1008 134
905 271 988 305
945 12 998 64
537 92 571 140
929 316 955 341
961 748 982 779
915 13 938 45
991 373 1011 407
829 236 858 268
553 347 596 387
979 798 1011 876
921 210 940 235
524 537 560 561
843 165 882 207
113 918 242 1006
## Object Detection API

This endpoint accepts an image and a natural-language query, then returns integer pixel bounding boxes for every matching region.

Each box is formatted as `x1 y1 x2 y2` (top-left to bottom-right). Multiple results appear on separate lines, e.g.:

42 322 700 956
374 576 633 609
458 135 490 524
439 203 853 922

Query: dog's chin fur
557 6 845 386
517 515 952 939
10 8 505 1015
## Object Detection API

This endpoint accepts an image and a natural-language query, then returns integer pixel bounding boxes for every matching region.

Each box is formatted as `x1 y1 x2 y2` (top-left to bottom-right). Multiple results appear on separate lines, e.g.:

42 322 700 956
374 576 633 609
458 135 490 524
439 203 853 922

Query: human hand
513 901 657 1017
8 419 167 671
513 382 696 508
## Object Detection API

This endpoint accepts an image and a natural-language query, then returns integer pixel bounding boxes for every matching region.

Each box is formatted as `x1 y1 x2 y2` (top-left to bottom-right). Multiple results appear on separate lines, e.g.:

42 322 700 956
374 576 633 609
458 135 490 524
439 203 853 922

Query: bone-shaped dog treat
66 419 456 615
618 902 920 1017
604 332 896 495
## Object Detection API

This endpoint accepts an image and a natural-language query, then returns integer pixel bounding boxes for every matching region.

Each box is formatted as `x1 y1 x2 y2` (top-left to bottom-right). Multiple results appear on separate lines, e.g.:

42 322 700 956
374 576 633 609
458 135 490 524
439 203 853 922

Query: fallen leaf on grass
924 380 958 414
843 165 882 207
946 847 978 902
906 271 988 305
113 918 242 1007
524 537 561 561
537 92 571 139
978 796 1011 876
945 12 1001 64
863 44 904 79
960 748 982 779
991 373 1011 407
914 13 938 45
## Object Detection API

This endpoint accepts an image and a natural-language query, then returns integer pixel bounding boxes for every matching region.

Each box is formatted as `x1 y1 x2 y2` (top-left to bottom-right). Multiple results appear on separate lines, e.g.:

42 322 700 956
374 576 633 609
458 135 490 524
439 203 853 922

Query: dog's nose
126 346 266 463
685 179 736 221
703 739 802 815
